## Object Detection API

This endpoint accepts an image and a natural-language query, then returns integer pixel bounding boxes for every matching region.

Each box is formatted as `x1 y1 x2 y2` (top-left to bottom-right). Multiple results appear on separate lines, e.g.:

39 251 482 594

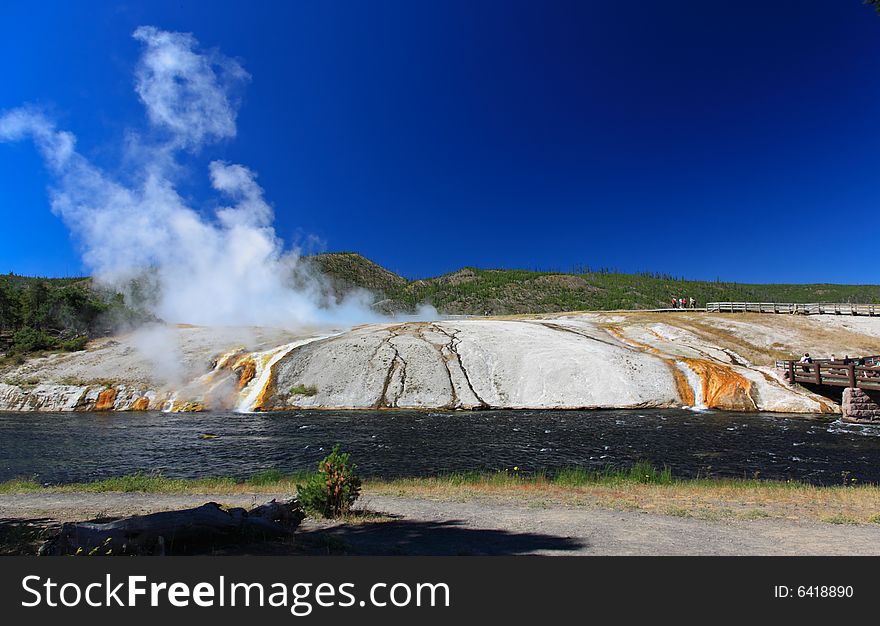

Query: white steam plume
0 26 390 328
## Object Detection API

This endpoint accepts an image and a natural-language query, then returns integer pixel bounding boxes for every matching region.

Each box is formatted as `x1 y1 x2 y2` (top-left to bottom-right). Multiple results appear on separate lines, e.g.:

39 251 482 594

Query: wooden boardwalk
776 356 880 391
708 302 879 315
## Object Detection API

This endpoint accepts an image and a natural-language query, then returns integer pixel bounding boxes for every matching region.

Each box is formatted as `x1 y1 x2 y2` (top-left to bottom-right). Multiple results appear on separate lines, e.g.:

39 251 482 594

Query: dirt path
3 491 879 556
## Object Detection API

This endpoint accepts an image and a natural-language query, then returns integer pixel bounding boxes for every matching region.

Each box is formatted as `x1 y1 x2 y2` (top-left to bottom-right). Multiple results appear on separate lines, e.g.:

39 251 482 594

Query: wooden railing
775 356 880 390
707 302 879 315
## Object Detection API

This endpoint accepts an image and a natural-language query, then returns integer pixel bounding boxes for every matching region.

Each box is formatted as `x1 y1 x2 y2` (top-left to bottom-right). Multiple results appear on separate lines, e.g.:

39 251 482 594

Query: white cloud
132 25 250 149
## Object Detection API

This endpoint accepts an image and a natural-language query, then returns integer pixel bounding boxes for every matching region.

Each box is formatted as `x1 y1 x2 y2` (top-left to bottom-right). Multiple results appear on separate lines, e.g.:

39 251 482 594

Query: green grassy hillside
312 253 880 315
309 252 407 298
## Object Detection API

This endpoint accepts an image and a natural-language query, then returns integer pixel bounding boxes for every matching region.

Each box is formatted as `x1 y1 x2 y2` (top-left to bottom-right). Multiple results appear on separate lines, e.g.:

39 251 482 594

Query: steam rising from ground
0 26 390 329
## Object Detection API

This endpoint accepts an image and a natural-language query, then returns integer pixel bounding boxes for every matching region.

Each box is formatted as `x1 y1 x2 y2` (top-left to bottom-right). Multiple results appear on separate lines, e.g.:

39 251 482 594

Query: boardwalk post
788 361 795 385
815 363 822 386
848 363 856 389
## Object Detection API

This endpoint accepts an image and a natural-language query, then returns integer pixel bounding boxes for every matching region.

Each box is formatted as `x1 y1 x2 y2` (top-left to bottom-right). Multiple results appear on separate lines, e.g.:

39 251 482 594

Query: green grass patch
290 384 318 397
554 461 673 486
248 469 315 486
67 474 237 493
664 505 691 517
822 514 861 525
0 478 42 494
0 462 876 500
248 469 286 485
393 462 675 488
0 470 320 495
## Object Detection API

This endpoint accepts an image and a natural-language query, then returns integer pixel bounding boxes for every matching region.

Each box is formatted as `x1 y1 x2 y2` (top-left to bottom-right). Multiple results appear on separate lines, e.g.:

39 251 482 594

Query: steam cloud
0 26 386 328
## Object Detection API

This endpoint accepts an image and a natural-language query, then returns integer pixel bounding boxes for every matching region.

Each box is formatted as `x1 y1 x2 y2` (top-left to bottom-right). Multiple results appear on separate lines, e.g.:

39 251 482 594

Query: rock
842 388 880 423
40 498 305 555
94 387 117 411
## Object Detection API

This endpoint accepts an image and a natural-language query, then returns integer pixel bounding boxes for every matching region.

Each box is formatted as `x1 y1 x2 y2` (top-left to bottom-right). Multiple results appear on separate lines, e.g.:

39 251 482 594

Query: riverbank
3 469 880 525
3 474 880 555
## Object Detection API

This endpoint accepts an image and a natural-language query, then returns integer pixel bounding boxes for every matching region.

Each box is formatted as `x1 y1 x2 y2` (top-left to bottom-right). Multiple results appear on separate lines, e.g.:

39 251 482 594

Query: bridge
708 302 879 315
775 356 880 391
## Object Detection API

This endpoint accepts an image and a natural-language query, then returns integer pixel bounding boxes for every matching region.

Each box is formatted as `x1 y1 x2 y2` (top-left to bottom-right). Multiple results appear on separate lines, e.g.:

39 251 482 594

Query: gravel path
3 491 879 556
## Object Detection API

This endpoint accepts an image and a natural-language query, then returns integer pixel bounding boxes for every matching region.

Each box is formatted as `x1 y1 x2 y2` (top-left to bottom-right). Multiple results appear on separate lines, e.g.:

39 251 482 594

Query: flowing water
1 409 880 485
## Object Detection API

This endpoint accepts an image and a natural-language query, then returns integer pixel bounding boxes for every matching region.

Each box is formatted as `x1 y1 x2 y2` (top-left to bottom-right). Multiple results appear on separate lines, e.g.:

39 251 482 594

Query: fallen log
40 498 305 555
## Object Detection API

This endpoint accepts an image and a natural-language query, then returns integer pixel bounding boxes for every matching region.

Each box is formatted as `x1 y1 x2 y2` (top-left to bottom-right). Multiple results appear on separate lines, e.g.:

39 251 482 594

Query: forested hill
310 253 880 315
0 275 148 357
2 255 879 356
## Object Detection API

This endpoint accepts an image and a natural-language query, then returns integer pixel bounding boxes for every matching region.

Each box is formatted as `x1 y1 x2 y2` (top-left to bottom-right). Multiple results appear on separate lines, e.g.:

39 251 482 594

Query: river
1 409 879 485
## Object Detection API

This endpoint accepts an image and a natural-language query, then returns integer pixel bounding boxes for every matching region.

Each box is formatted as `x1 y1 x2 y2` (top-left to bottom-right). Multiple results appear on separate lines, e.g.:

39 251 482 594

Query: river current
1 409 879 485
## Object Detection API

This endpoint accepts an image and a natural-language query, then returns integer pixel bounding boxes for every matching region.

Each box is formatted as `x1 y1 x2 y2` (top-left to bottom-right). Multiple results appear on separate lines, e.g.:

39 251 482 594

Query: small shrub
10 327 58 353
297 445 362 518
290 383 318 397
59 335 88 352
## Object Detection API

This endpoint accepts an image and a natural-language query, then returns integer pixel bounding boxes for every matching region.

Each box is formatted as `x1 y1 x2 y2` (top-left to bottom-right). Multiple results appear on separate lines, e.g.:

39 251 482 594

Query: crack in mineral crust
431 323 488 409
418 325 458 409
375 325 408 408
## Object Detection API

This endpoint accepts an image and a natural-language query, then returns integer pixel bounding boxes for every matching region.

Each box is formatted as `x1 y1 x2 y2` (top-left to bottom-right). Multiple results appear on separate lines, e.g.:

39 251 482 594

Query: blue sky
1 0 879 283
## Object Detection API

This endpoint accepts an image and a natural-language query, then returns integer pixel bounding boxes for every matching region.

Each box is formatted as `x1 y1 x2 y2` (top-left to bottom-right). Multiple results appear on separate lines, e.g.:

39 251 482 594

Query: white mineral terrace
2 311 878 414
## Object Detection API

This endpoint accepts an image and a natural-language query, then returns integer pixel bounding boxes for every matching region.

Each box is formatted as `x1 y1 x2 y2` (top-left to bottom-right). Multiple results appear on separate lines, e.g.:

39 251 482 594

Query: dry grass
568 311 879 367
676 313 879 364
5 468 880 525
366 475 880 524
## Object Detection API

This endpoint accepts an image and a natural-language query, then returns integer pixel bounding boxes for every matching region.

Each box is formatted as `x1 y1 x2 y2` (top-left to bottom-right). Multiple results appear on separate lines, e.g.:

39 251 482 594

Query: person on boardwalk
671 297 677 309
690 297 697 309
799 352 813 373
679 297 685 309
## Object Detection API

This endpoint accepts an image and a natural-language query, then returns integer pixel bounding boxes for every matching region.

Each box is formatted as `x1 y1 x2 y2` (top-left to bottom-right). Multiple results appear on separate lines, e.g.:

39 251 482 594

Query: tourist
671 298 677 309
690 297 697 309
679 297 685 309
799 352 813 373
830 354 837 363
